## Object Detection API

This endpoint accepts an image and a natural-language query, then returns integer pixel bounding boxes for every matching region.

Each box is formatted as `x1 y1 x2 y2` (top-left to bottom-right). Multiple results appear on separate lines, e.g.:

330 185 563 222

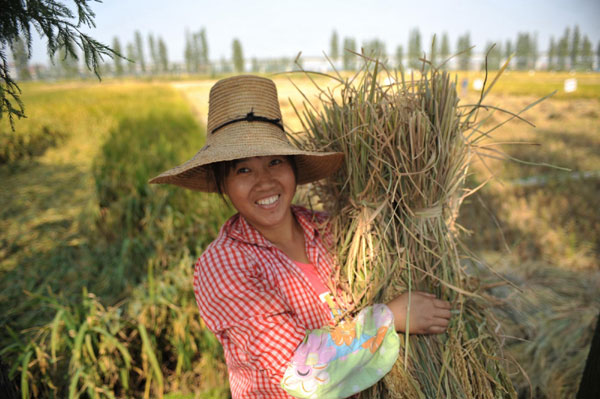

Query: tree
126 42 136 75
456 32 472 70
185 28 209 74
330 30 339 60
232 38 244 73
483 41 501 71
570 25 580 69
199 28 209 72
429 35 438 66
134 31 146 73
11 36 31 80
184 29 193 73
251 57 259 73
363 39 386 60
190 31 201 73
547 37 556 71
1 0 118 127
557 28 569 70
597 41 600 71
148 33 159 73
395 45 404 69
219 56 231 73
504 39 513 69
515 32 531 70
440 33 450 68
530 32 538 69
112 37 124 76
158 37 168 73
581 36 593 70
57 45 79 78
343 37 357 70
407 28 422 69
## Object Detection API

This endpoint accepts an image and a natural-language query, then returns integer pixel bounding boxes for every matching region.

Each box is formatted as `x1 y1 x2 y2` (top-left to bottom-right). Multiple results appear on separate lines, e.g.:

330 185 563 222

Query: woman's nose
255 165 275 185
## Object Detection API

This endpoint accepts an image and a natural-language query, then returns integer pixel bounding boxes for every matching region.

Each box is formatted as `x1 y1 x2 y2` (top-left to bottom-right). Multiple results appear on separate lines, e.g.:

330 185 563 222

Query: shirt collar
226 205 319 248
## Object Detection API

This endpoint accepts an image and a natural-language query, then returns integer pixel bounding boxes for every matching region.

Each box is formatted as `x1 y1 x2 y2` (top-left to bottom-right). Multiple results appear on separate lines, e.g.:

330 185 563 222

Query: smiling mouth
256 194 280 206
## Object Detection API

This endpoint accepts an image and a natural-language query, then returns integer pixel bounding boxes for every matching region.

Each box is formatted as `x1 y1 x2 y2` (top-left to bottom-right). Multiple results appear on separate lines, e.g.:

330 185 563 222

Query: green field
1 71 599 398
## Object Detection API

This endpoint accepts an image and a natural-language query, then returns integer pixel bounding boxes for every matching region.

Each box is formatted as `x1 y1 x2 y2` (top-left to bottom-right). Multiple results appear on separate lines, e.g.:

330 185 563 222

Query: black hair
209 155 298 204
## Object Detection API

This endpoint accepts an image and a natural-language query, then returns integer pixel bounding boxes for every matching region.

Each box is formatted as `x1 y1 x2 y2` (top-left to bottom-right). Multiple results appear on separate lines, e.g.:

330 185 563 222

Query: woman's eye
270 158 283 166
236 167 250 174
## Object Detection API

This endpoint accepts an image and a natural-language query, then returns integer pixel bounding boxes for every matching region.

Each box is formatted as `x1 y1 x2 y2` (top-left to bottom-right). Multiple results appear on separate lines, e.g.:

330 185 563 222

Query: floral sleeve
280 304 400 399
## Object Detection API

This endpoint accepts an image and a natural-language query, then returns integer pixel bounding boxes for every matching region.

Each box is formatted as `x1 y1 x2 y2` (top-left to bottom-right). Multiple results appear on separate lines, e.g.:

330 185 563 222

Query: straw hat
149 75 344 192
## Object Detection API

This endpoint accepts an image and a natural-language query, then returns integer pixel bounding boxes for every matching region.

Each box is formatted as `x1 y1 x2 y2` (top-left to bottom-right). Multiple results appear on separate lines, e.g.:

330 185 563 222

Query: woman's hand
385 291 452 334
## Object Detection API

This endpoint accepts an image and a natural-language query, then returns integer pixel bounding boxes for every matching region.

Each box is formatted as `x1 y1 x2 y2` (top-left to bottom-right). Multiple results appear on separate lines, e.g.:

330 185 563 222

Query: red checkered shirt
193 205 337 398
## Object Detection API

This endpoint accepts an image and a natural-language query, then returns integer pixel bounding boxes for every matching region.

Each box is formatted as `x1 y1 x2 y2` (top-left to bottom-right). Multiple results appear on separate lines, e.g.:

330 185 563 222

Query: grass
453 70 600 99
457 92 600 269
1 81 232 398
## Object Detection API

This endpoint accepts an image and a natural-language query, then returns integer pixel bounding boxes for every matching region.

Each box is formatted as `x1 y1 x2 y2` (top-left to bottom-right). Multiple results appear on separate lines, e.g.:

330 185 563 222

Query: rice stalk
291 54 519 398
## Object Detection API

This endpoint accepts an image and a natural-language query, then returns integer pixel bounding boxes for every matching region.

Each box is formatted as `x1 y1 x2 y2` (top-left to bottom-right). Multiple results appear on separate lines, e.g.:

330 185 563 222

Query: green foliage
134 31 146 73
1 83 233 397
343 37 357 71
557 28 570 71
112 38 124 76
515 32 535 70
232 39 244 73
547 37 557 71
0 125 65 164
126 43 137 75
11 36 31 81
185 28 210 74
456 32 472 70
580 36 593 71
429 36 438 67
0 0 118 127
363 39 386 61
158 38 169 73
439 32 450 65
395 45 403 69
56 46 80 79
148 34 159 74
330 30 339 60
407 28 422 69
504 39 513 68
570 25 581 69
482 42 502 71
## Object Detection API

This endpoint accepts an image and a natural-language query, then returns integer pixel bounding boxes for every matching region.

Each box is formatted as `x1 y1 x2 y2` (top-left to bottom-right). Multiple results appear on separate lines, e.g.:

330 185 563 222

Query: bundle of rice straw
290 56 518 398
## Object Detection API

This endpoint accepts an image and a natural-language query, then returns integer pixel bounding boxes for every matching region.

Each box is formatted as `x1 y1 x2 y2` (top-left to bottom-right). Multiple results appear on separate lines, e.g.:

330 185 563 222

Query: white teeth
256 195 279 205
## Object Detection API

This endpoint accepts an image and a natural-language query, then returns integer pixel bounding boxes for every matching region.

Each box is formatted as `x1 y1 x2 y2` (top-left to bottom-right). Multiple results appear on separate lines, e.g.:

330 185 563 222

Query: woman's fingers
434 299 452 309
434 307 452 318
428 325 446 334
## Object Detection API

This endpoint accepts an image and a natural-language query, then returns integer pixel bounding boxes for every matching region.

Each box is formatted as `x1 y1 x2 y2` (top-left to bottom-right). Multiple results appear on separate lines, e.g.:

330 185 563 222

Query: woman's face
224 155 296 233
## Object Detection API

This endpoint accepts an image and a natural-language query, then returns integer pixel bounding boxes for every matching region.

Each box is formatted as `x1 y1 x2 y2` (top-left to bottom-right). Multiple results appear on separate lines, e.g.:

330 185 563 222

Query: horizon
24 0 600 66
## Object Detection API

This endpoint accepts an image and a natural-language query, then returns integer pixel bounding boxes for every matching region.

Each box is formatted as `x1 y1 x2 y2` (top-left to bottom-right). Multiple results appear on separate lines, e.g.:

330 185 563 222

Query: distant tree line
10 25 600 81
329 25 599 72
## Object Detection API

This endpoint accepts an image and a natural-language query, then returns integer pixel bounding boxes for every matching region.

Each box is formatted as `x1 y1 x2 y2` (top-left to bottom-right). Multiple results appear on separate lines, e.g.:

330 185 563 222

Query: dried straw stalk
290 56 518 398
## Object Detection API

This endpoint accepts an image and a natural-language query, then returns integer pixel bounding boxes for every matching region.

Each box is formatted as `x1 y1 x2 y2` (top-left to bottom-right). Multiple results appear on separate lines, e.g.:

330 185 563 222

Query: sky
28 0 600 65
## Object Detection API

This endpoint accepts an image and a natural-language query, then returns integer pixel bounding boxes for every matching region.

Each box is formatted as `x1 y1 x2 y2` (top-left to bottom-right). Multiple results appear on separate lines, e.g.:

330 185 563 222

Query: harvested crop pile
291 57 521 398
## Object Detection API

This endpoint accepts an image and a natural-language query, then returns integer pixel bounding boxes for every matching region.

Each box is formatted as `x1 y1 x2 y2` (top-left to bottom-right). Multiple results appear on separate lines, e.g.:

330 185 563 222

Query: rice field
0 70 599 398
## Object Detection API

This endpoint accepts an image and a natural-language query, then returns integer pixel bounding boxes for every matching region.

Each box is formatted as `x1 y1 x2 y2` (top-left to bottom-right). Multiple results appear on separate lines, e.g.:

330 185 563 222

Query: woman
150 75 452 398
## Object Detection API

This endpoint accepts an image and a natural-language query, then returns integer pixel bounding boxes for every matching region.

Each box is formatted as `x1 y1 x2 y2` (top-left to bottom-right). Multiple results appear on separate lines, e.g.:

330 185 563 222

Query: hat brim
148 122 344 192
